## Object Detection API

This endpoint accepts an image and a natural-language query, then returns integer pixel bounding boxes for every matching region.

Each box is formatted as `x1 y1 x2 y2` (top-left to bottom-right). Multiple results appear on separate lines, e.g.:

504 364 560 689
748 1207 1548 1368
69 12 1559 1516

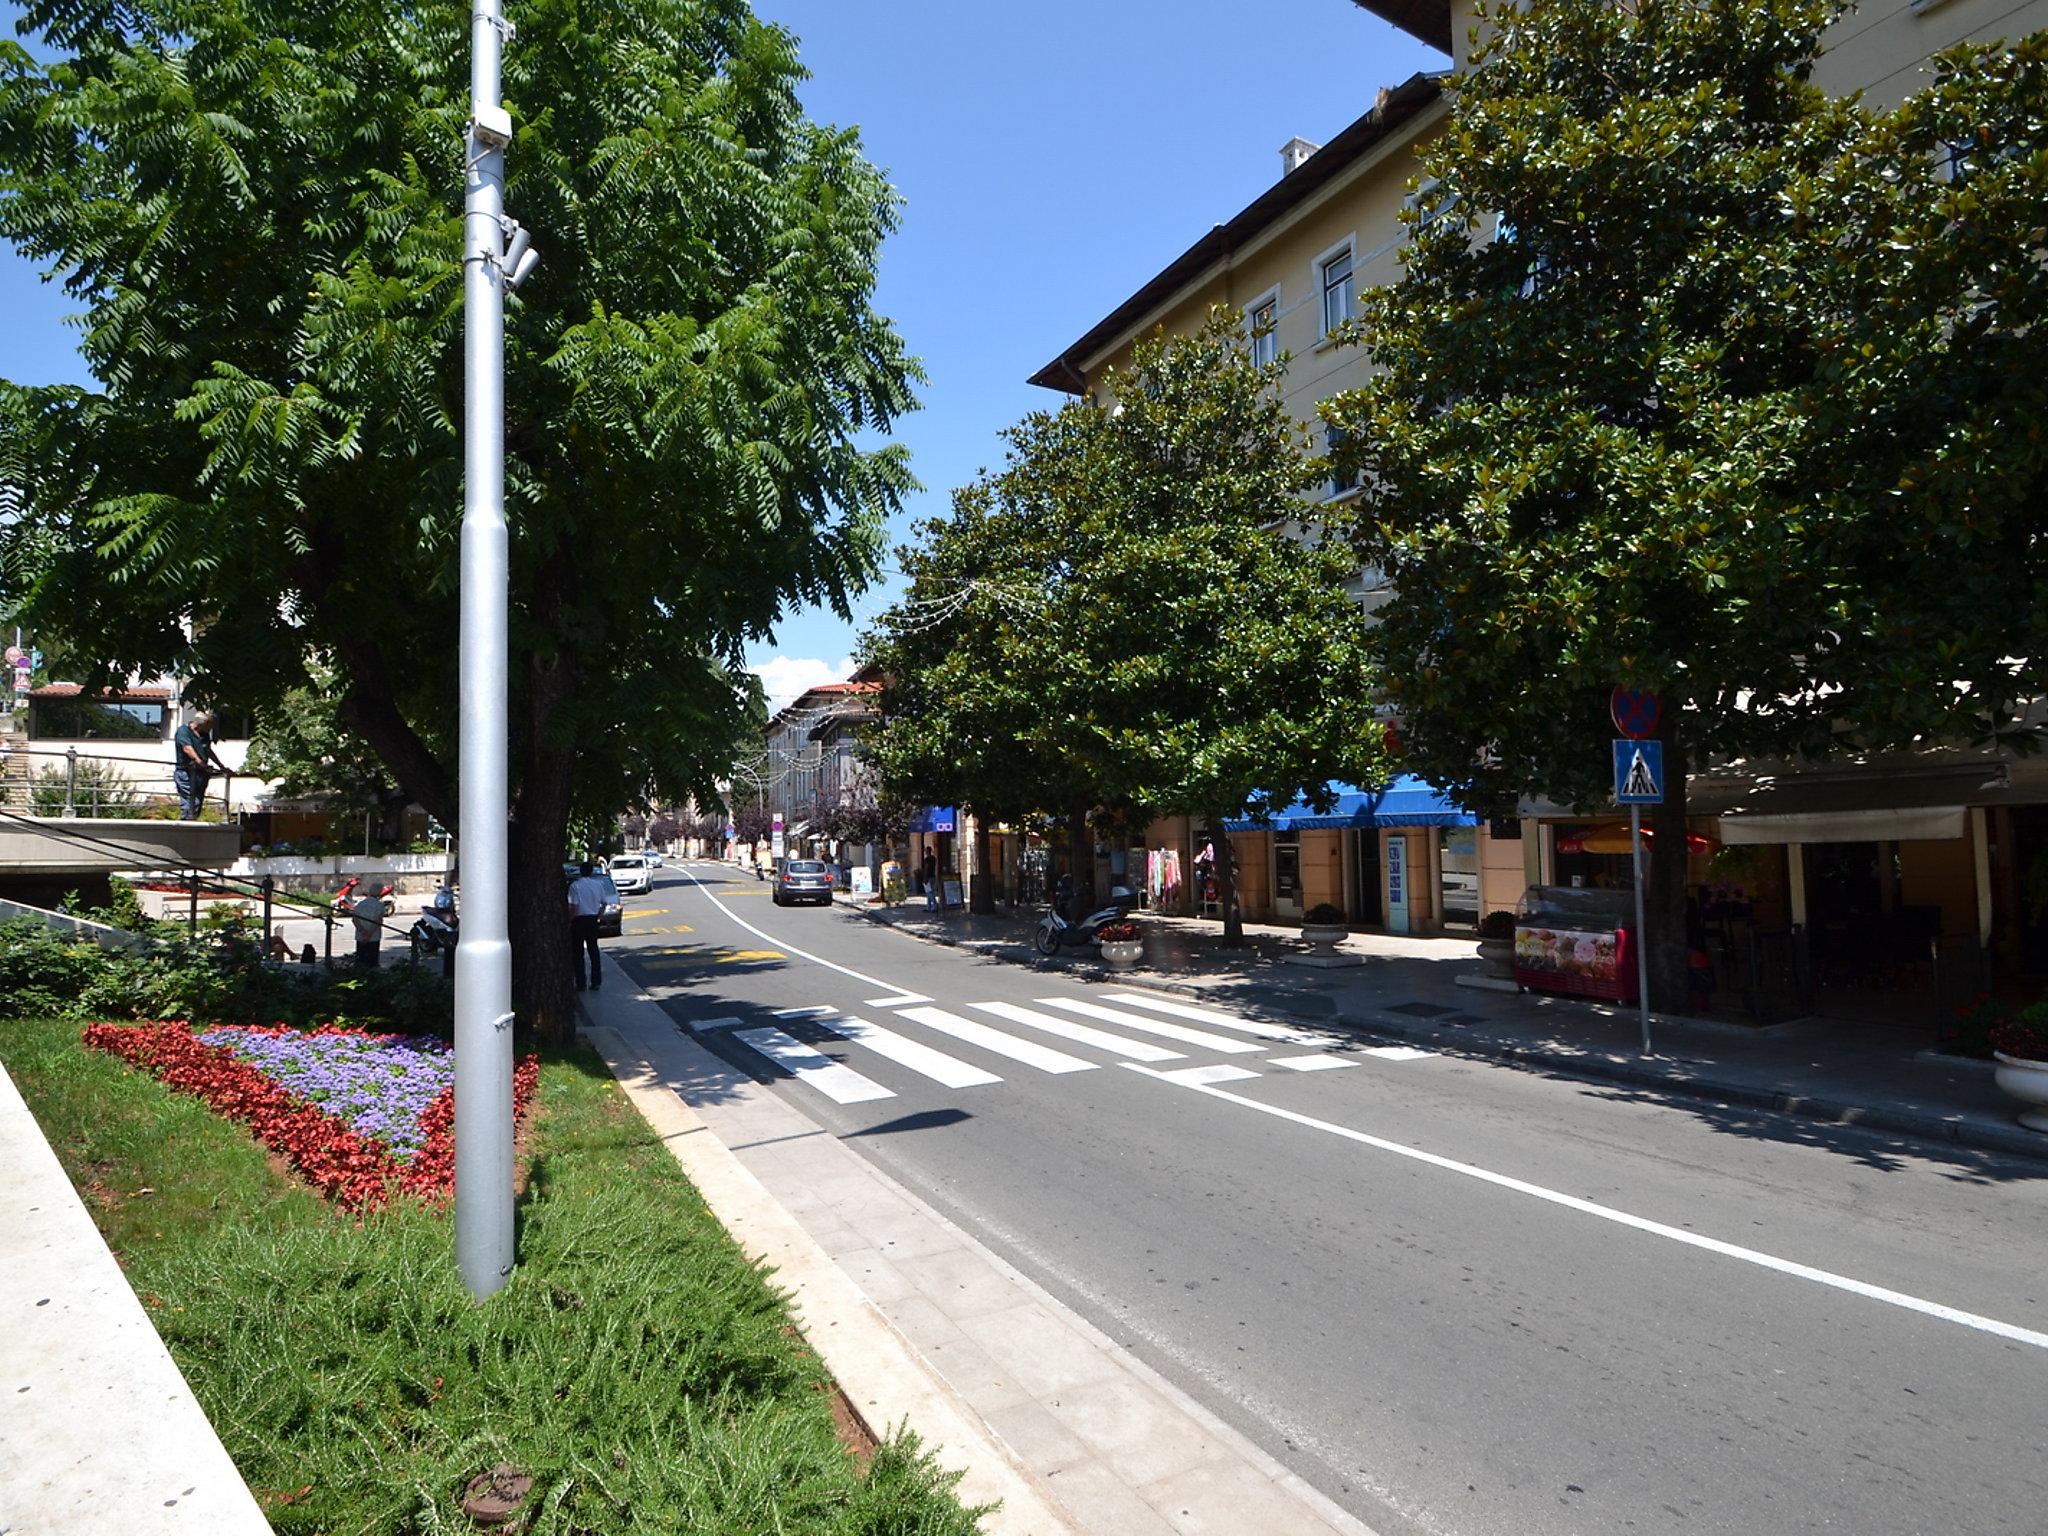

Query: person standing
567 861 608 991
922 847 938 912
172 710 229 820
349 882 391 968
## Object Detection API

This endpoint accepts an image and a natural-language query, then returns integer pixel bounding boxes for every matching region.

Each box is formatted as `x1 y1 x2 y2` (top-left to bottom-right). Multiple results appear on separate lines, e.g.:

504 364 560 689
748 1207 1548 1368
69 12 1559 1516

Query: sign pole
1631 803 1651 1054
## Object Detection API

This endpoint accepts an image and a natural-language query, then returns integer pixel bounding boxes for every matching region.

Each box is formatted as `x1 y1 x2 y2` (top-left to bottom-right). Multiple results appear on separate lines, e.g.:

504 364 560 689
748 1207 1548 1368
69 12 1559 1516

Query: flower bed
83 1021 537 1211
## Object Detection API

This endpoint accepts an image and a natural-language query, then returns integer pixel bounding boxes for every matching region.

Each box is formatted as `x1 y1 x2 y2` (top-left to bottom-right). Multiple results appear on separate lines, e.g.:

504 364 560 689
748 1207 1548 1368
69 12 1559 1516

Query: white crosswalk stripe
733 1028 894 1104
1099 991 1330 1045
1268 1053 1357 1072
968 1000 1186 1063
897 1006 1097 1074
1030 996 1264 1054
813 1014 1003 1089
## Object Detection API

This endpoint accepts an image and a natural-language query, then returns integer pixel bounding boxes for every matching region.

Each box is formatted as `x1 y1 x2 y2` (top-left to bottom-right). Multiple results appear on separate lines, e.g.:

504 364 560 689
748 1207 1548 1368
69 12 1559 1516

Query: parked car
772 858 835 907
609 852 653 895
562 860 623 937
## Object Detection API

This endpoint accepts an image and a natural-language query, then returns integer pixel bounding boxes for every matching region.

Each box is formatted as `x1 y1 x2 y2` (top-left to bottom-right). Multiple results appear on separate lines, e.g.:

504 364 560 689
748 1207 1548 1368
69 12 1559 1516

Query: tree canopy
1325 0 2047 1000
868 311 1387 941
0 0 919 1033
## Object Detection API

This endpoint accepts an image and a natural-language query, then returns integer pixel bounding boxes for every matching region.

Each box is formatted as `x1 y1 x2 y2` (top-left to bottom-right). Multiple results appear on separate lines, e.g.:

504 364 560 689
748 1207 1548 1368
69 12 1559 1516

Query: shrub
1990 1001 2048 1063
1095 921 1141 944
1302 903 1346 926
1478 909 1518 940
29 758 141 817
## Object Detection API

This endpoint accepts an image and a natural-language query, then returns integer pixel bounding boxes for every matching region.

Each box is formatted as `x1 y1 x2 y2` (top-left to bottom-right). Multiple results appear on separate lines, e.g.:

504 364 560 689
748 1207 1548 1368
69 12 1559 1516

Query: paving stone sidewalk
835 892 2048 1167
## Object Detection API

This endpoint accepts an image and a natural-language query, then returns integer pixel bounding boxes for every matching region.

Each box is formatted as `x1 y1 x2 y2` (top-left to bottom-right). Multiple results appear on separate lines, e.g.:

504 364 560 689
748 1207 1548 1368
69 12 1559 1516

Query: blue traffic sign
1613 739 1665 804
1610 686 1662 740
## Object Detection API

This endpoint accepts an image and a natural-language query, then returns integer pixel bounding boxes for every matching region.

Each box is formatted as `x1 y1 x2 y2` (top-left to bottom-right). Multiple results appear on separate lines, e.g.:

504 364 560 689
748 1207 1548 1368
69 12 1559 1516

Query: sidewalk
578 982 1381 1536
834 892 2048 1166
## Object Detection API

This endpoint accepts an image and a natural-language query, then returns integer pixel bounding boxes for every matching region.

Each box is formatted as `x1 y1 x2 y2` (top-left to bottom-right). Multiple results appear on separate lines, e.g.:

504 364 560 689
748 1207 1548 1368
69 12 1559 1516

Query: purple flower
196 1027 454 1162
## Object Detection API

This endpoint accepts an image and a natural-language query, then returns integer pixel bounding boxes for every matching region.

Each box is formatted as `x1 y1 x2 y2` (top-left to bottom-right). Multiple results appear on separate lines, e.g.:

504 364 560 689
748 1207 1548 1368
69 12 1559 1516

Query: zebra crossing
685 989 1439 1107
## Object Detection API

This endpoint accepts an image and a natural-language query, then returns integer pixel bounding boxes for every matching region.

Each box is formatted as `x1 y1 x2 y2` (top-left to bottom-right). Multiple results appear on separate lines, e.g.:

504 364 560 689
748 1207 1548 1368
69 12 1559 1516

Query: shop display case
1514 885 1637 1003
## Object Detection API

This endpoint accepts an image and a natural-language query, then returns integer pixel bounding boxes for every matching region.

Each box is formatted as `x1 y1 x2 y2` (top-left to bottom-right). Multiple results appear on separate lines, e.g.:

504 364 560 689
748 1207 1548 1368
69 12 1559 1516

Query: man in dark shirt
172 711 228 819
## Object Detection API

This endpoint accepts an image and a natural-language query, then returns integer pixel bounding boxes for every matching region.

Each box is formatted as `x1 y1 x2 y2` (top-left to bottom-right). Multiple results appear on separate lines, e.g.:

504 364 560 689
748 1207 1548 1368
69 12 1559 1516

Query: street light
455 0 538 1303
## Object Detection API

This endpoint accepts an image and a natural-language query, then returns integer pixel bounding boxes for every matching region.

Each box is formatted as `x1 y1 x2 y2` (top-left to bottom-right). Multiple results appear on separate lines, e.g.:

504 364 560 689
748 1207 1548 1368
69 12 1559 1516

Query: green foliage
0 0 920 1027
29 757 142 816
1477 909 1517 941
0 1025 990 1533
1302 903 1347 927
867 311 1387 943
0 916 453 1034
242 660 393 814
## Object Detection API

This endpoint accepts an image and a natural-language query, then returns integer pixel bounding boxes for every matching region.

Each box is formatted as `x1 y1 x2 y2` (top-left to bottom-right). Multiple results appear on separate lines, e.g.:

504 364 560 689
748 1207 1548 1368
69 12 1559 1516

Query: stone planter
1992 1051 2048 1132
1300 922 1348 951
1476 937 1517 978
1099 939 1145 970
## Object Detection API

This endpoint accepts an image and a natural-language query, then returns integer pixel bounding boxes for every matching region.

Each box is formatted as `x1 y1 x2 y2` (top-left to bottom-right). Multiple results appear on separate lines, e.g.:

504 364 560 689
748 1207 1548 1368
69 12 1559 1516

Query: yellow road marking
720 948 785 964
626 908 670 917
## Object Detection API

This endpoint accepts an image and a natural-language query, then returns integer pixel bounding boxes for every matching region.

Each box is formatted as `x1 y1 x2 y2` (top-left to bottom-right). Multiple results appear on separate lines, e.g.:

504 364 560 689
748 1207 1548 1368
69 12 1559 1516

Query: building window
1323 423 1359 502
28 697 166 740
1249 293 1278 368
1319 245 1354 335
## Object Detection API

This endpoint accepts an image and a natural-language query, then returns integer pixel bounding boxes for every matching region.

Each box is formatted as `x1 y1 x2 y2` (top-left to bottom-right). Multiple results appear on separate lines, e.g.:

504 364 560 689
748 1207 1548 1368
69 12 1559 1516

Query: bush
1990 1001 2048 1063
29 758 141 817
1302 903 1346 926
1478 909 1517 940
1095 921 1141 944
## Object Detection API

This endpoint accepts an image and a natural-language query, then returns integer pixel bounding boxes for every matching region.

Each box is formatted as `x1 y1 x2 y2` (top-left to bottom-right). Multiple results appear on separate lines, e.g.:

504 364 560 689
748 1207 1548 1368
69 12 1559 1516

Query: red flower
84 1023 538 1212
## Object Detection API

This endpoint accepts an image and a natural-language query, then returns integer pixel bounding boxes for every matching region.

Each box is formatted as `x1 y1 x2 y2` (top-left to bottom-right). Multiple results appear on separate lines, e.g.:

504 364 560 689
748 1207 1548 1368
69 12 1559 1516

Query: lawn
1 1006 989 1534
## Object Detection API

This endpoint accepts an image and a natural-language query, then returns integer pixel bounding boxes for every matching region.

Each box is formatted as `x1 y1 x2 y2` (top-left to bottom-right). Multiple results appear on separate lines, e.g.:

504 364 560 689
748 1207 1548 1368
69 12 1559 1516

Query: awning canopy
908 805 957 834
1223 776 1478 832
1719 806 1967 845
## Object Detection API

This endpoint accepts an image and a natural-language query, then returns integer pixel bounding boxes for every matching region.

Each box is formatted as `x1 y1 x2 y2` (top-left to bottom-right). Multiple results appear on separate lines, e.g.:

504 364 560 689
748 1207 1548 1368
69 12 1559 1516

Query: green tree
242 661 394 817
1325 0 2046 1004
870 311 1386 943
0 0 917 1037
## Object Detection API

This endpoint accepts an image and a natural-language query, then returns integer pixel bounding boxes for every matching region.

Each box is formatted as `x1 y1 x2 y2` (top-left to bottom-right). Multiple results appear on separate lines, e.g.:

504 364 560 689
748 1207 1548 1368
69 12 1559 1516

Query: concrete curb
831 900 2048 1169
577 999 1083 1536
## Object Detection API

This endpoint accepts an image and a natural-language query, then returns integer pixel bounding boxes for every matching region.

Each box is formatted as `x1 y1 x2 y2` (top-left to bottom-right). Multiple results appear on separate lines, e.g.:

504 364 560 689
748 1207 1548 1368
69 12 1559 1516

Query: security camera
472 103 514 150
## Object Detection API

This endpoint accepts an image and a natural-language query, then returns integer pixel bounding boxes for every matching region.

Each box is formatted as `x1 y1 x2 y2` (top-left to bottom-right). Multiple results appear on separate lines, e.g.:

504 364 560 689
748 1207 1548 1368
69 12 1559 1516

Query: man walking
567 861 608 991
172 710 229 820
348 882 392 968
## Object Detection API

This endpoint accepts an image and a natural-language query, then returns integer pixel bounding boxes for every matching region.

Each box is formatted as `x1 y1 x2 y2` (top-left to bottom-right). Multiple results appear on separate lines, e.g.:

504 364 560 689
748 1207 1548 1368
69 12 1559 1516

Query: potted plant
1476 910 1517 977
1096 920 1145 970
1300 902 1348 951
1990 1004 2048 1132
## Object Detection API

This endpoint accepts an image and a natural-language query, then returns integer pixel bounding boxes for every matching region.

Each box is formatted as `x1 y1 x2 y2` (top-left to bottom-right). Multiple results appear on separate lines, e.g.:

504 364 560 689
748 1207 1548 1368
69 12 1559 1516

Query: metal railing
0 742 238 820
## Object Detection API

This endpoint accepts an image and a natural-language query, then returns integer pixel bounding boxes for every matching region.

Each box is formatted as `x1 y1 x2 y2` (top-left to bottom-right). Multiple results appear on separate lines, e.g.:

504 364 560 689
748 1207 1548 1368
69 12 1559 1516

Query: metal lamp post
456 0 537 1302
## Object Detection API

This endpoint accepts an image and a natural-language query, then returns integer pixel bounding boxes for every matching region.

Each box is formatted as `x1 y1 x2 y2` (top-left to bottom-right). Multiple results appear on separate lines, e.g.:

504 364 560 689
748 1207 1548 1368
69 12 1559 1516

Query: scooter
409 904 458 977
1034 885 1137 956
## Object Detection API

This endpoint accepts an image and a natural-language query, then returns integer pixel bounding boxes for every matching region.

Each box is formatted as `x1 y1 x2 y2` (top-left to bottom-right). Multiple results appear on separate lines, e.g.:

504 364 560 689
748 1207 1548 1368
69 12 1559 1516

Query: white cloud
751 654 853 711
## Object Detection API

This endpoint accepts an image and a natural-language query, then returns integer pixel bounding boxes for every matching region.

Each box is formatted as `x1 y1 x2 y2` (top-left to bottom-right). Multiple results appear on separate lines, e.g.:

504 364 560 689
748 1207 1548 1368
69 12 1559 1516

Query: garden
0 914 988 1534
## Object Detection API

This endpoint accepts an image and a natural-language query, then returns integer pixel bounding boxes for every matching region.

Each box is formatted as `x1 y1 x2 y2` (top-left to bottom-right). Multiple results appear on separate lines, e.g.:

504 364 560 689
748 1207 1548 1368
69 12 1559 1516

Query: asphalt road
606 861 2048 1536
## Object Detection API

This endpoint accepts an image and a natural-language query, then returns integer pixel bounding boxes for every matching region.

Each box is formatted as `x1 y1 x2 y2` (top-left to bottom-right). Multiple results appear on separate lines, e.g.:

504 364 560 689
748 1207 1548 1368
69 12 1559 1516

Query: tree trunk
1644 722 1692 1014
970 815 996 914
1066 800 1093 921
1213 820 1245 947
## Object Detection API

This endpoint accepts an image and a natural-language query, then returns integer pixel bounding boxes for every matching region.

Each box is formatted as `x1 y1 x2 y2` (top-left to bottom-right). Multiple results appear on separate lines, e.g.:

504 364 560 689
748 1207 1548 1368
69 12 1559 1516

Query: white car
609 853 653 895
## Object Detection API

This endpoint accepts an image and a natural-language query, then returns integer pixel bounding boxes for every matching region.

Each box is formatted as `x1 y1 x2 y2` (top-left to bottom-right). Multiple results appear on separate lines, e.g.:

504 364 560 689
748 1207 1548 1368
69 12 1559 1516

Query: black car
772 858 834 907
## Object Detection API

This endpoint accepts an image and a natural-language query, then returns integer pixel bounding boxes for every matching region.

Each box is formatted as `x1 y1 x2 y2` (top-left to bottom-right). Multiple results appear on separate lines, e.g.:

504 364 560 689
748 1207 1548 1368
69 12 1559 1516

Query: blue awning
1223 776 1477 832
908 805 957 834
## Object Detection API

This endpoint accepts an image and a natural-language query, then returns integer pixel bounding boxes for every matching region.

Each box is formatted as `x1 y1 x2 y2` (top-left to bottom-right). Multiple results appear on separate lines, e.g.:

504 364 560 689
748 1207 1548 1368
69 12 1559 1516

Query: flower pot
1300 923 1348 951
1993 1051 2048 1133
1099 938 1145 970
1476 937 1516 978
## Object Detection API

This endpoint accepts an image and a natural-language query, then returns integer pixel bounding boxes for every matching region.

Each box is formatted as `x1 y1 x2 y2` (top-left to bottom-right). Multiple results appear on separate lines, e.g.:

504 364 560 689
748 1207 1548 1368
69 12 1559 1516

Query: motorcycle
409 898 459 976
1033 885 1137 956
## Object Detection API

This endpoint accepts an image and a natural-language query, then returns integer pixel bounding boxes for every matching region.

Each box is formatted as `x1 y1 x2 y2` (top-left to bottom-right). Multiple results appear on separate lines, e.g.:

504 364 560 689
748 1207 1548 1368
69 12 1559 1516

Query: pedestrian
171 710 229 820
566 860 608 991
349 882 392 968
922 848 938 912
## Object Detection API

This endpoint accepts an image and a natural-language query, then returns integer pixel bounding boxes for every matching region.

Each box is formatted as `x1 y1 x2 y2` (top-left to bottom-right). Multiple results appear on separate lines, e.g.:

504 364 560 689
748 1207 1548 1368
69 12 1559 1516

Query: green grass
0 1016 990 1535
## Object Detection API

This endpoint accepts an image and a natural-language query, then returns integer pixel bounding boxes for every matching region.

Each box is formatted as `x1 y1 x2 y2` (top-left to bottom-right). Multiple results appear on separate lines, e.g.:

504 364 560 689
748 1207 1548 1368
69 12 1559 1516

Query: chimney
1278 136 1321 177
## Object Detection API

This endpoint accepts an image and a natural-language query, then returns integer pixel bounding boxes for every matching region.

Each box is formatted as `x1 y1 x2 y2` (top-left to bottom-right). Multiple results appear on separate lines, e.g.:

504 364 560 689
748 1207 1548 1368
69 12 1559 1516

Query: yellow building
1028 0 2048 1011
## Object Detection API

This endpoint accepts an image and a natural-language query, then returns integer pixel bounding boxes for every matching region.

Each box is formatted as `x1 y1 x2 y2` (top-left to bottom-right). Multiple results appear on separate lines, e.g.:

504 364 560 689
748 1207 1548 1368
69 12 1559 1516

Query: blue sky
0 0 1444 705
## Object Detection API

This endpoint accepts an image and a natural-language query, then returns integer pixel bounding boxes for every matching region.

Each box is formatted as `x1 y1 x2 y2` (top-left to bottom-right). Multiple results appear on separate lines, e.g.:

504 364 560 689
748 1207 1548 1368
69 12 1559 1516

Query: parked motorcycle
409 896 458 977
1033 885 1137 956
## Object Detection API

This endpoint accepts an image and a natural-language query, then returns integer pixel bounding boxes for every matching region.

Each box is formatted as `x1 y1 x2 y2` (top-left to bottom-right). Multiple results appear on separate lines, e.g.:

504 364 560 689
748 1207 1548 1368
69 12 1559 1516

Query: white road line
1033 997 1263 1055
734 1028 895 1104
1157 1064 1261 1087
1268 1053 1357 1072
679 865 923 1001
817 1015 1003 1090
687 1016 744 1032
772 1005 837 1018
867 994 934 1008
1360 1045 1437 1062
1100 990 1328 1045
1127 1064 2048 1353
969 1001 1186 1063
898 1006 1097 1075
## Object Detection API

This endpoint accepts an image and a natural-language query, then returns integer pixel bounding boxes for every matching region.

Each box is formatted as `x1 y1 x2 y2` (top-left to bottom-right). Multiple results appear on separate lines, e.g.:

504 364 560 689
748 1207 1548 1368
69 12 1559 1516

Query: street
603 862 2048 1536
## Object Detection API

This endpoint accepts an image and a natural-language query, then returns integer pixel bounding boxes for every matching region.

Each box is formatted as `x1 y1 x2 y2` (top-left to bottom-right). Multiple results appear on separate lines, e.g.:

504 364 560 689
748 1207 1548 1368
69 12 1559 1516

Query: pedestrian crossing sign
1613 739 1664 805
